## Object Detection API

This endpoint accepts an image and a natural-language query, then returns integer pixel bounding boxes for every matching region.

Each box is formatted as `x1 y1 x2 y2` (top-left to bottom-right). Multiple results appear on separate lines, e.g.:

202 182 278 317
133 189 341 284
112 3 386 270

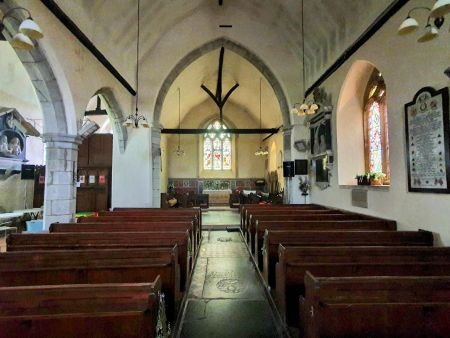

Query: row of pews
240 204 450 338
0 207 201 338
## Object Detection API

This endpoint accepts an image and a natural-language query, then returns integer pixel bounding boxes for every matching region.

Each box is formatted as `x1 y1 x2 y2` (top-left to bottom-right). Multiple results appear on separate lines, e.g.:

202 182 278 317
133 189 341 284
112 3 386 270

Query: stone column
42 134 81 229
151 124 162 208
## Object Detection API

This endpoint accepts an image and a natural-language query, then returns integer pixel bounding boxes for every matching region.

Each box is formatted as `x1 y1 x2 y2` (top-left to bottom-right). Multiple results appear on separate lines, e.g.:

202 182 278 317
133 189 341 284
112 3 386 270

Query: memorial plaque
405 86 450 193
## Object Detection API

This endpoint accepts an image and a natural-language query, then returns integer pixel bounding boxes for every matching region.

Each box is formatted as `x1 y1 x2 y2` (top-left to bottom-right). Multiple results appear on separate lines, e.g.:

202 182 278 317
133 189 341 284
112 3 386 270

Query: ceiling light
417 24 439 42
430 0 450 18
19 18 43 39
0 7 43 50
398 16 419 35
10 32 34 50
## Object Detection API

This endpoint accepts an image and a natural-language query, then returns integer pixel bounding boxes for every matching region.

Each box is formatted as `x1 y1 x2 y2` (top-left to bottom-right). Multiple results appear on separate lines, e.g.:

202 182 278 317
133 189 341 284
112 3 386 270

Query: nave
2 204 450 337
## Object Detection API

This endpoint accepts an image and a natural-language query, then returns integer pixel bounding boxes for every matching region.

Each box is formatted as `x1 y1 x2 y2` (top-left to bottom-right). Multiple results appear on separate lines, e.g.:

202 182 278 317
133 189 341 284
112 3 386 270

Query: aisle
176 229 285 337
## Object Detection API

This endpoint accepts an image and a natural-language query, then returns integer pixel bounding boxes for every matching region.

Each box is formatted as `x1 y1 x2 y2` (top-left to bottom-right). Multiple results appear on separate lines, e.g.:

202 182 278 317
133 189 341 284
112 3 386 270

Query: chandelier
398 1 450 42
255 78 269 156
291 0 319 117
123 0 149 128
174 87 185 157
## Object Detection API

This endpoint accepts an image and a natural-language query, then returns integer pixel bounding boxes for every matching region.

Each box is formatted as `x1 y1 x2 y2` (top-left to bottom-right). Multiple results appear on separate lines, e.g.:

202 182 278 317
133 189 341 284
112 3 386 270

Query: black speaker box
21 164 35 180
283 161 295 177
295 159 308 175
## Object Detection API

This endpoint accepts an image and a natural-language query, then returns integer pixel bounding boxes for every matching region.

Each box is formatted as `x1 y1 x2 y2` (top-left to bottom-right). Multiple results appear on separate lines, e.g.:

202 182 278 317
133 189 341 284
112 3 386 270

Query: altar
203 189 232 205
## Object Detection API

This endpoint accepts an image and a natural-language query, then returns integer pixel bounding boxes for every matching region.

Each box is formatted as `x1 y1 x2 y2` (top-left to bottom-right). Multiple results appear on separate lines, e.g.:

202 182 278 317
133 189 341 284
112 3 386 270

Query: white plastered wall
290 0 450 245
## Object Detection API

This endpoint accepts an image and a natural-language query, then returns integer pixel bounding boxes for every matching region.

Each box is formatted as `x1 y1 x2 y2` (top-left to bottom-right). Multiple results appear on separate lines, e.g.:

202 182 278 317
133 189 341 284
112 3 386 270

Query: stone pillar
42 134 81 229
151 124 162 208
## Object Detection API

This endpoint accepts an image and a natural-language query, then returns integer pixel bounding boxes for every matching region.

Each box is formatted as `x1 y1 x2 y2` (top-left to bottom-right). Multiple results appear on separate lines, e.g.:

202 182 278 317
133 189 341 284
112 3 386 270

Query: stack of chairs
240 204 450 337
0 207 202 338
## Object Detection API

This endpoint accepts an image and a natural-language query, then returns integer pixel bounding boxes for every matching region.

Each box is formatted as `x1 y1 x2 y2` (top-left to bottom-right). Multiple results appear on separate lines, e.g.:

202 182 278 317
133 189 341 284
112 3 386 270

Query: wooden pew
256 220 398 264
7 231 191 291
111 208 202 234
240 204 328 230
242 206 333 233
80 215 200 250
276 246 450 325
102 208 202 246
66 219 198 255
0 281 163 338
0 247 180 319
248 215 396 249
265 238 447 288
300 273 450 338
244 212 345 242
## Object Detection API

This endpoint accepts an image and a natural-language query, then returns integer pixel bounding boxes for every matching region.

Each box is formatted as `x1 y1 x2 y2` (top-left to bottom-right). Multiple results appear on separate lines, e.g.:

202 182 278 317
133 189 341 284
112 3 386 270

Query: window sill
339 184 390 191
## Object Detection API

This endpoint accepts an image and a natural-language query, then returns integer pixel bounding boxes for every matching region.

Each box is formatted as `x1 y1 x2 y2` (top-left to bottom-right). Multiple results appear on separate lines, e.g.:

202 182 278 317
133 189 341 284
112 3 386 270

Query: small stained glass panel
204 138 212 170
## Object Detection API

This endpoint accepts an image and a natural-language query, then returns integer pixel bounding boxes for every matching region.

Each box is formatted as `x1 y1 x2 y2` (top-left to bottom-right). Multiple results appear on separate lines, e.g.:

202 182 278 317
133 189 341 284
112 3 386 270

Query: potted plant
370 172 386 186
355 173 371 185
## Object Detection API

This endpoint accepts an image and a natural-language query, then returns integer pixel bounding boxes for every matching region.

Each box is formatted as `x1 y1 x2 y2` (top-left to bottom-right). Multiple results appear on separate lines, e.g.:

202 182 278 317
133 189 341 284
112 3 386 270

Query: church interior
1 0 450 337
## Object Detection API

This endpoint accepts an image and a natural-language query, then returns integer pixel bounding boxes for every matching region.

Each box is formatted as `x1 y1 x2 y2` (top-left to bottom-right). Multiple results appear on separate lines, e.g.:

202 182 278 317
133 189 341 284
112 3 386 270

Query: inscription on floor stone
216 278 242 294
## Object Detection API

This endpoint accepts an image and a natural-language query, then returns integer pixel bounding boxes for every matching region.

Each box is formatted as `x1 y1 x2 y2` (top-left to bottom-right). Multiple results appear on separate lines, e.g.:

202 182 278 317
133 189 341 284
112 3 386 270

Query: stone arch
94 88 128 153
0 0 71 135
153 37 291 128
336 60 385 185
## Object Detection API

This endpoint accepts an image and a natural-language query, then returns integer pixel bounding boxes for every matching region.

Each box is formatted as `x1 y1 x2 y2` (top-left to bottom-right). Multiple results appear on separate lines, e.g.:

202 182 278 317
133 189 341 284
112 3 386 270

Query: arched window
203 120 232 170
363 70 390 177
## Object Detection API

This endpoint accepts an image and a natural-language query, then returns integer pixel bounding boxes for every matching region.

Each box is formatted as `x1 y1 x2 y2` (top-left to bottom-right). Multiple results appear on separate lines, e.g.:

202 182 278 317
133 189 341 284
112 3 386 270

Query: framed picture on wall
405 86 450 193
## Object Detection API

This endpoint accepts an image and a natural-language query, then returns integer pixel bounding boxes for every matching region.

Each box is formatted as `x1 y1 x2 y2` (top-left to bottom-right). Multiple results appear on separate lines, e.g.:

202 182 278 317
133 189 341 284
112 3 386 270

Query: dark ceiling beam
40 0 136 96
305 0 410 98
161 128 280 135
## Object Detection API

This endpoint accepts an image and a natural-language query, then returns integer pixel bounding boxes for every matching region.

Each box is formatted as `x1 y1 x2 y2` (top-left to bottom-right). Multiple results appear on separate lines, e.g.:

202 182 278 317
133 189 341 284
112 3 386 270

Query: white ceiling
53 0 394 125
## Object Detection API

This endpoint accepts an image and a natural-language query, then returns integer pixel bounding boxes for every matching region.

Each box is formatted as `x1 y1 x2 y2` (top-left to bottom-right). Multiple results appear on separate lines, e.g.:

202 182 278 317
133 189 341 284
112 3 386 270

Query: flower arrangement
299 177 310 195
355 173 371 185
355 172 387 186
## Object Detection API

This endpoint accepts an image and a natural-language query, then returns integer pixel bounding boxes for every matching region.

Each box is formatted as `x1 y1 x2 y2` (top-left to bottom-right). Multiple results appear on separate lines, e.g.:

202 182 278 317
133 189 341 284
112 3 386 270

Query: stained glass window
364 70 390 179
203 120 232 170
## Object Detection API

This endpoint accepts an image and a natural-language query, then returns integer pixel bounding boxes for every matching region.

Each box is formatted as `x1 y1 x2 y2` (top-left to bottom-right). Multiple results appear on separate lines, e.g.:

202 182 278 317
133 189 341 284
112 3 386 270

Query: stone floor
202 207 240 227
176 230 284 338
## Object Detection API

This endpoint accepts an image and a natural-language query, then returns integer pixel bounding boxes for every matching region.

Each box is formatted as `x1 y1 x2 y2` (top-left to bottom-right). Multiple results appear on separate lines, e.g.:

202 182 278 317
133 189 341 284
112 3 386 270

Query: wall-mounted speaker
283 161 295 177
295 159 308 175
21 164 35 180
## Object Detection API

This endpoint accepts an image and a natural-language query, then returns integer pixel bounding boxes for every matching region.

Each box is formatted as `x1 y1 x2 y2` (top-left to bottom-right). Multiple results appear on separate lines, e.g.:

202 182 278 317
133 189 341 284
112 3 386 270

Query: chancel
0 0 450 337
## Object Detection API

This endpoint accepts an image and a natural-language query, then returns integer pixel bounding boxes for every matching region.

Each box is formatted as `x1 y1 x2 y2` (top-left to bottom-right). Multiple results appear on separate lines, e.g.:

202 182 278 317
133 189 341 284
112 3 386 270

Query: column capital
41 133 82 145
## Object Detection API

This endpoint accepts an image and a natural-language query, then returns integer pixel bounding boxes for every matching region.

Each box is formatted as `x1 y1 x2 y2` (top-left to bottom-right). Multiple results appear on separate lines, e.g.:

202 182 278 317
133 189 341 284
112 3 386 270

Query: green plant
370 172 386 180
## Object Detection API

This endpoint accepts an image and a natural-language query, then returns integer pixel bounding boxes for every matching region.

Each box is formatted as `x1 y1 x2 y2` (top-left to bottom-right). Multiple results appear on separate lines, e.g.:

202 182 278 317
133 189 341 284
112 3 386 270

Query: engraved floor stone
177 224 283 338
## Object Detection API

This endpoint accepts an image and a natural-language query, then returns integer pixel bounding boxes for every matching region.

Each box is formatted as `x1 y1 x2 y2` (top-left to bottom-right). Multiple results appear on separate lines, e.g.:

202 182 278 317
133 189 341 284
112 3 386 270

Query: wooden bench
262 229 433 287
300 272 450 338
240 204 328 230
0 280 163 338
242 206 332 232
0 247 181 320
63 219 198 255
248 215 396 250
276 247 450 325
245 212 346 243
81 215 201 250
7 231 191 291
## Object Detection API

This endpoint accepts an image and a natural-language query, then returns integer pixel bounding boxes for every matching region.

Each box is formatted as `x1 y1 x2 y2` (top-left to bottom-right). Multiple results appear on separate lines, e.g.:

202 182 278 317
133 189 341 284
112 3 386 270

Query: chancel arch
156 41 287 204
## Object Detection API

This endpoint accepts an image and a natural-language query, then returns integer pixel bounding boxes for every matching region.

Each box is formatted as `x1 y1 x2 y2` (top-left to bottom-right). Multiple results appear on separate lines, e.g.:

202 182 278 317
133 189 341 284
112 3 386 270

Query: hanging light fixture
430 0 450 18
291 0 319 118
123 0 149 129
255 78 269 156
398 6 445 42
0 7 43 50
174 87 185 157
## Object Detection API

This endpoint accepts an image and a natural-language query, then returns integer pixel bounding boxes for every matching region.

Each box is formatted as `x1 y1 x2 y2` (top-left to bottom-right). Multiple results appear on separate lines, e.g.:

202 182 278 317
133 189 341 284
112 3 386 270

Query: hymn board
405 86 450 193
